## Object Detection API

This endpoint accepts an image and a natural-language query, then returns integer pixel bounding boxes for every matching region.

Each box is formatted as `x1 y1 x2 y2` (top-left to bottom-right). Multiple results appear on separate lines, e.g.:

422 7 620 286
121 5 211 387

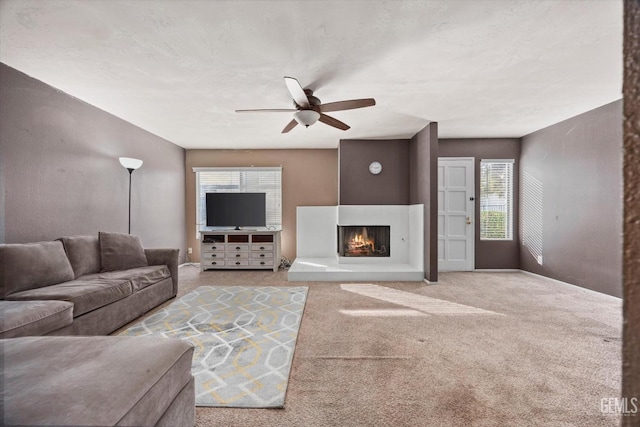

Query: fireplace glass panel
338 226 390 257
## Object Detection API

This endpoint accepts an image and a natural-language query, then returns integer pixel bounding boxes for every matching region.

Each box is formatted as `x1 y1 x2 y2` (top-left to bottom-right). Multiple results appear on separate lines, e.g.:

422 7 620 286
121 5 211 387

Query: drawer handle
235 254 241 258
236 246 241 250
235 262 241 265
212 261 217 265
260 261 265 265
260 246 265 250
211 246 217 250
260 254 265 257
211 254 217 258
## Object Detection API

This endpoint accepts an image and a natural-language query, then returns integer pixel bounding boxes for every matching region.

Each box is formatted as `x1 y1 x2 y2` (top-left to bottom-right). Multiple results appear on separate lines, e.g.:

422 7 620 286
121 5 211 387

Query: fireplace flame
347 231 375 253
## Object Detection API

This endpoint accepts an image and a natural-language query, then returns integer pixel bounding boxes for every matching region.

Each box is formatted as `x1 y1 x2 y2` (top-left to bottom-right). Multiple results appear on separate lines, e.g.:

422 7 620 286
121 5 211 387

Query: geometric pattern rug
119 286 308 408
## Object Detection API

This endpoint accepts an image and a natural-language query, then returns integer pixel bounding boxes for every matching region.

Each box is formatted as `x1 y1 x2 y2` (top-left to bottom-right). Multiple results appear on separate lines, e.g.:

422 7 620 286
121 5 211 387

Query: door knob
466 217 472 225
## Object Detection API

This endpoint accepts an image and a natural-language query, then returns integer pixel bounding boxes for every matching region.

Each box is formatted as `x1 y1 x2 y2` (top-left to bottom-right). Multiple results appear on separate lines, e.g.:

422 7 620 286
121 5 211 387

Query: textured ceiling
0 0 623 149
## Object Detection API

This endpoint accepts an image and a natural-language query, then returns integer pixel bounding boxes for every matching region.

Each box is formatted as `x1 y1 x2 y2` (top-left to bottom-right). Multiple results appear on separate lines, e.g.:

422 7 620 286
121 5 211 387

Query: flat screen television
206 192 266 229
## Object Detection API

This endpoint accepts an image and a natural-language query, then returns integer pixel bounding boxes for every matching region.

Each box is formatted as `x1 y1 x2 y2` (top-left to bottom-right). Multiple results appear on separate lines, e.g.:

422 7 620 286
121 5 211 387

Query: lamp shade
293 110 320 127
119 157 143 170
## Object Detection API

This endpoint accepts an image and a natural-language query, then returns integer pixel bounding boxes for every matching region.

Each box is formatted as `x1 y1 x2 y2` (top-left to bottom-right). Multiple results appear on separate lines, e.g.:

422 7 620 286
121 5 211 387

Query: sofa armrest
145 249 179 297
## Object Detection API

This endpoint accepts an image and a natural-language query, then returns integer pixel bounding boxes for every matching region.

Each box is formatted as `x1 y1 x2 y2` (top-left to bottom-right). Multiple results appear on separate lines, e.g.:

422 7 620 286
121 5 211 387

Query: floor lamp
119 157 143 234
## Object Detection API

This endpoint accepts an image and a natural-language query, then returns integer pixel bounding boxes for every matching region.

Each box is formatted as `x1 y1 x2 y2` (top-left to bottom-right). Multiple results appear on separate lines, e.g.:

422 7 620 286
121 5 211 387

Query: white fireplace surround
288 205 424 281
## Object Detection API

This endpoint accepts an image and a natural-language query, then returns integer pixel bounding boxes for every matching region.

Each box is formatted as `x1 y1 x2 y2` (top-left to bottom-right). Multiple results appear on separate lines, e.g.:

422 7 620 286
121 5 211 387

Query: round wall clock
369 161 383 175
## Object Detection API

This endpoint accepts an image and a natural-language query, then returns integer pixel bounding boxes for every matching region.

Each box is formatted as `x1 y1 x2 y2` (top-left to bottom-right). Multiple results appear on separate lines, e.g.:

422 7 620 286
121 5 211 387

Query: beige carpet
119 266 622 426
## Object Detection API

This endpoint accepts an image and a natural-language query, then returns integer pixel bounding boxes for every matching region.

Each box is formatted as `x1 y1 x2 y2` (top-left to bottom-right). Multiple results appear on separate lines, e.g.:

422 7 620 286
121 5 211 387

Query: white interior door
438 158 475 271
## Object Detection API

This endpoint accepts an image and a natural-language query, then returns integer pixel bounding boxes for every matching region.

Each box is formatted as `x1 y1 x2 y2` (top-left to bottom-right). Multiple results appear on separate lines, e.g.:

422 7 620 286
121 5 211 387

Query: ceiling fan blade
235 108 297 113
320 98 376 113
282 119 298 133
284 76 310 108
319 114 350 131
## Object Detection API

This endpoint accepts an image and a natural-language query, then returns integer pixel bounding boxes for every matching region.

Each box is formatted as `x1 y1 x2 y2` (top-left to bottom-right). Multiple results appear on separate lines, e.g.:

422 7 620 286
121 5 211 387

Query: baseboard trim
444 269 619 299
519 270 621 300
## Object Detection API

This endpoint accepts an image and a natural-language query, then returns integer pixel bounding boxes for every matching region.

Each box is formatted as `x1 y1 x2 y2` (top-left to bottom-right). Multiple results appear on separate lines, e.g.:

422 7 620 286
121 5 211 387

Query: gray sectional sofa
0 232 195 426
1 232 178 337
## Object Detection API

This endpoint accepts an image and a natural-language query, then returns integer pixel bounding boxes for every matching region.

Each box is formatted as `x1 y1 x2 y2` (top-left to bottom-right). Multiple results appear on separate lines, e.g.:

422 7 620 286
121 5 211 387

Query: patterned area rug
119 286 308 408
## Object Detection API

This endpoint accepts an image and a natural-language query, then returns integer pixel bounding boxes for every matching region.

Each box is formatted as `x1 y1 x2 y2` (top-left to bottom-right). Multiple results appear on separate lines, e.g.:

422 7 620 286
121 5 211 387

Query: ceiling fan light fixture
294 110 320 127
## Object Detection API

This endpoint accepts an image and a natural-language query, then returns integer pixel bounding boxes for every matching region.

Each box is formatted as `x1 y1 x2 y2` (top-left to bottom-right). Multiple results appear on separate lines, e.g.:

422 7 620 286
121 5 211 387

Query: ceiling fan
235 77 376 133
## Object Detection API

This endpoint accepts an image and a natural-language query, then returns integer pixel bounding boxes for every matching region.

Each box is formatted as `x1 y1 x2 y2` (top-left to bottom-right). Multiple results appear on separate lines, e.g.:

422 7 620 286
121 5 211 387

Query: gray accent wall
410 123 438 282
0 63 187 261
439 138 521 269
339 139 410 205
520 99 623 297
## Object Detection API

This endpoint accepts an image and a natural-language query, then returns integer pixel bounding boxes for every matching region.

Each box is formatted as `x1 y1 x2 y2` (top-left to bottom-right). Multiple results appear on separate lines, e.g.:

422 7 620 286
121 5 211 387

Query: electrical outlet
537 255 543 265
188 247 193 254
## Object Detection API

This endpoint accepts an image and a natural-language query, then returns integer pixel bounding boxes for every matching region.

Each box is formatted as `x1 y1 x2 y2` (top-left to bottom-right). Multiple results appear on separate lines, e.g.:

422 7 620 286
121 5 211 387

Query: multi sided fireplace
338 225 391 257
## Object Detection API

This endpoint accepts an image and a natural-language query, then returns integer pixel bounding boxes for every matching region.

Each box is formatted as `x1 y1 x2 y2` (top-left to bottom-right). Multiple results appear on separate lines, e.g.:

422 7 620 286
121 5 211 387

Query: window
193 167 282 238
480 160 514 240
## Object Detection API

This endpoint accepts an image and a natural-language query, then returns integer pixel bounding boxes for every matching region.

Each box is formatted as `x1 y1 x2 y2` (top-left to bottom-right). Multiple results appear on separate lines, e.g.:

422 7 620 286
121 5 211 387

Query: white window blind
480 160 514 240
194 167 282 237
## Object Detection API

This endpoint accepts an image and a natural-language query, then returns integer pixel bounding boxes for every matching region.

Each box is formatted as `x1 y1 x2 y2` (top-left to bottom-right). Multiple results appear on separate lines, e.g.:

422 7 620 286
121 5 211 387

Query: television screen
206 192 266 229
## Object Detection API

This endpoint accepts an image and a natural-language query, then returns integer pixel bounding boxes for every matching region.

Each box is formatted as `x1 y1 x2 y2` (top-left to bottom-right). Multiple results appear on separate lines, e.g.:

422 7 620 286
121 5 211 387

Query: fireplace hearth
338 226 390 257
289 205 424 281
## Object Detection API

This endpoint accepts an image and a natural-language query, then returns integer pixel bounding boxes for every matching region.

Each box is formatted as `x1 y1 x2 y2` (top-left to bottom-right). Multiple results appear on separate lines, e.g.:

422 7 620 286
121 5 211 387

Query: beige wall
185 149 338 262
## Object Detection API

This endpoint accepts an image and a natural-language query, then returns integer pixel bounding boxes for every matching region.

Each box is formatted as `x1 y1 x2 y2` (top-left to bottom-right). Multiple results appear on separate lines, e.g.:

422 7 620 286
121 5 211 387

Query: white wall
296 206 338 258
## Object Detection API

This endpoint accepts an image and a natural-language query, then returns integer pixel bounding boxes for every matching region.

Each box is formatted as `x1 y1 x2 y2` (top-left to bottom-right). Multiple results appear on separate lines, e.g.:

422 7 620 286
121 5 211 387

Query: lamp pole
127 168 134 234
118 157 143 234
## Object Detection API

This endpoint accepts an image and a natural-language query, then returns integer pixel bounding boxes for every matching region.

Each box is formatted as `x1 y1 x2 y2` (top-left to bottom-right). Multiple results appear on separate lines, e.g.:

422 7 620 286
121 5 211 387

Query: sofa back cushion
59 235 101 279
99 232 148 272
0 241 75 298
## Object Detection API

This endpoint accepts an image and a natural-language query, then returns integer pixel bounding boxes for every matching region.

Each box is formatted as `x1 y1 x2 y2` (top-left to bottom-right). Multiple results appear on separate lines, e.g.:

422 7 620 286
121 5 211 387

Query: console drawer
203 252 225 259
202 244 225 251
228 244 249 251
251 244 274 251
228 260 249 267
227 252 249 260
251 252 274 259
251 259 274 267
205 260 225 267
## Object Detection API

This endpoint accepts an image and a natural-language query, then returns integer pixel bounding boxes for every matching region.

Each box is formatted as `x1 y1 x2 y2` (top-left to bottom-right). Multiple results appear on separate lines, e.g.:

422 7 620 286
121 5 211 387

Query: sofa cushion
88 265 171 292
0 300 73 338
6 278 132 317
100 231 148 272
2 336 194 427
59 235 101 278
0 241 75 298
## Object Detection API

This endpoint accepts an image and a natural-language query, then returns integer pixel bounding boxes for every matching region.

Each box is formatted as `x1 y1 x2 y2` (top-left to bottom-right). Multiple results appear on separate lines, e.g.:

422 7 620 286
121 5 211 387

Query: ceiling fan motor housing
294 89 321 111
